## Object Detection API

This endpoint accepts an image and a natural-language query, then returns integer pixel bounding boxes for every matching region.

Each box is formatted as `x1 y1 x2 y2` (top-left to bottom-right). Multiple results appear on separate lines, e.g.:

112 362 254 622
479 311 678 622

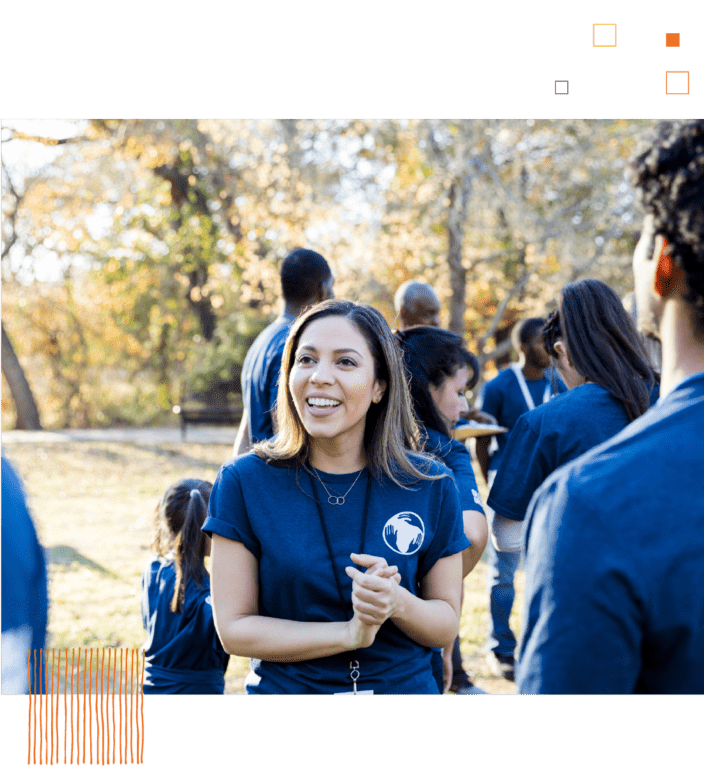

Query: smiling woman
202 300 469 694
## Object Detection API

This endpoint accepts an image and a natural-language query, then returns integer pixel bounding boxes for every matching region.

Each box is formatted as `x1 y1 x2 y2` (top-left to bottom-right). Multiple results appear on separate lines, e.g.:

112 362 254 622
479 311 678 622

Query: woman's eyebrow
297 345 362 356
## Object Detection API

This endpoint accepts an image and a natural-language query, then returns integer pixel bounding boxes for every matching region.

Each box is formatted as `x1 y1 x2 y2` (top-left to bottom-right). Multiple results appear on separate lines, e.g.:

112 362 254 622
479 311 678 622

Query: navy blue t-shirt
241 314 294 443
141 557 229 694
476 366 566 473
203 453 469 694
423 427 485 519
517 372 704 694
487 382 658 522
1 456 48 694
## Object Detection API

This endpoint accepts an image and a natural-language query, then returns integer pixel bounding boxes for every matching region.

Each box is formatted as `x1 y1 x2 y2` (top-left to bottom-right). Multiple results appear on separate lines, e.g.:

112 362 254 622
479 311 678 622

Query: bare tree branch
1 128 85 145
477 268 536 351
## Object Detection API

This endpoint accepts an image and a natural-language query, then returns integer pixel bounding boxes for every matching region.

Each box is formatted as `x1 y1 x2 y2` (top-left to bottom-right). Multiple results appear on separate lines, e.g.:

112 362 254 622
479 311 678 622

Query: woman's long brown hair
254 300 443 485
543 278 658 421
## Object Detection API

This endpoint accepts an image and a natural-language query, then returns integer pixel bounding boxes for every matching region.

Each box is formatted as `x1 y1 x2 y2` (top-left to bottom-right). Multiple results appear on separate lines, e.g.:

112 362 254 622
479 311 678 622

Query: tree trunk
447 179 470 336
1 321 42 429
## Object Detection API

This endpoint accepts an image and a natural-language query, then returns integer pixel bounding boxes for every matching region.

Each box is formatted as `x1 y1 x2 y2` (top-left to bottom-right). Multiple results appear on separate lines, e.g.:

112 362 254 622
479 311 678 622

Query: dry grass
4 438 522 695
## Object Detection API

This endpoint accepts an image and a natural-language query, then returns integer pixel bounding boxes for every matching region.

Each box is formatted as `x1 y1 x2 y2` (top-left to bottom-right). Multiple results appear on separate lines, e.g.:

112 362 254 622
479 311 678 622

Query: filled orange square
592 22 618 48
666 33 680 47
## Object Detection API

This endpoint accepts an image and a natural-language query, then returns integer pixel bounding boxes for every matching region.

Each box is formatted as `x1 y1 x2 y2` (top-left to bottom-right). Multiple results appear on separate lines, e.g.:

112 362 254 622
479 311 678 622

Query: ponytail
171 486 210 613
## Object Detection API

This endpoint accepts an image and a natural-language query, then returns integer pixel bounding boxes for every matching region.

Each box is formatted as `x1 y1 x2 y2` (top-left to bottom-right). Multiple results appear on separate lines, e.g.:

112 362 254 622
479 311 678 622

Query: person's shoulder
390 450 447 479
535 400 666 505
222 450 268 471
422 427 452 455
394 452 457 495
537 382 605 415
143 555 174 582
485 367 515 390
246 316 290 358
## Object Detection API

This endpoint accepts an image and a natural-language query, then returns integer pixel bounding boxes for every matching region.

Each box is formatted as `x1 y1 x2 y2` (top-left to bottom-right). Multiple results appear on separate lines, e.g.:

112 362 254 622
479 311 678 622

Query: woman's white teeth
307 397 341 407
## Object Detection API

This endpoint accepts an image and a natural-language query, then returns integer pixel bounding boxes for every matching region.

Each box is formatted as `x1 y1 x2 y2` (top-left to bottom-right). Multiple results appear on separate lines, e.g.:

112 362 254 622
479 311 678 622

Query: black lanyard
308 468 372 622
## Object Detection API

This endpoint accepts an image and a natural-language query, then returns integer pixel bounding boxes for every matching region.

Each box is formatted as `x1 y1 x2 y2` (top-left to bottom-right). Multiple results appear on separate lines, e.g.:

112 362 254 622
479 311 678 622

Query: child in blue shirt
141 478 229 694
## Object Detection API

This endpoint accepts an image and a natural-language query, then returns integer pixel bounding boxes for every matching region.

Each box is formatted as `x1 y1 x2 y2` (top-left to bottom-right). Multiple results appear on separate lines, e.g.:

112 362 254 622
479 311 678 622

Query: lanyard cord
308 469 372 622
511 363 551 410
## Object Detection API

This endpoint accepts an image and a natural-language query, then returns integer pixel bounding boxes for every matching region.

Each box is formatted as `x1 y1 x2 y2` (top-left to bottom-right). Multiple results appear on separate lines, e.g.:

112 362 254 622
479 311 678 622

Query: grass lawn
3 438 522 695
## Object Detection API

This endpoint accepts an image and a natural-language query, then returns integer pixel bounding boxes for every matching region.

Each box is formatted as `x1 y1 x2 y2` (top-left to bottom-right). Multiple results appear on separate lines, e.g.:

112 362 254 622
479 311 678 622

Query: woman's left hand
345 553 404 626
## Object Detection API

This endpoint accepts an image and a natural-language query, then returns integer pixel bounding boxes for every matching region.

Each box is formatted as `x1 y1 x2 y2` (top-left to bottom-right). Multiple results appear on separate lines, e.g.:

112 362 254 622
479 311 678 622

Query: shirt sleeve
516 471 644 694
487 412 550 521
492 513 523 553
202 462 261 559
417 476 470 583
440 439 485 515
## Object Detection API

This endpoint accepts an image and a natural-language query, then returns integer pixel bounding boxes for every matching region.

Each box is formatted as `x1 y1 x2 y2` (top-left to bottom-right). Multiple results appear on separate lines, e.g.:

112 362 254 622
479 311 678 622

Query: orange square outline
666 71 690 95
593 23 617 47
665 32 680 47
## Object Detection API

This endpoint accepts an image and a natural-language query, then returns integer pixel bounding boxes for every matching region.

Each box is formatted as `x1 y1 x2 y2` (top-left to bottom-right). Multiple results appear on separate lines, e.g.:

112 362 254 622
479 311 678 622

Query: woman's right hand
346 559 402 650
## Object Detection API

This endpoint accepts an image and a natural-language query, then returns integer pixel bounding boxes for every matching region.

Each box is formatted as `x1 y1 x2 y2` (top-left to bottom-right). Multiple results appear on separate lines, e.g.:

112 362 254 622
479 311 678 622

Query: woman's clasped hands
345 553 403 650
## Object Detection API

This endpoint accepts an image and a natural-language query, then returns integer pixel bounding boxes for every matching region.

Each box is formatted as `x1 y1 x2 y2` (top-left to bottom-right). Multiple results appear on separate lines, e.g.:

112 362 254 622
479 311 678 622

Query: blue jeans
485 540 519 658
485 470 519 658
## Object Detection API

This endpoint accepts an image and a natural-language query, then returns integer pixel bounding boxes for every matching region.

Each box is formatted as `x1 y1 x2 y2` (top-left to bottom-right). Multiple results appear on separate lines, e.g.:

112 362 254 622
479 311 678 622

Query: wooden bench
174 391 243 439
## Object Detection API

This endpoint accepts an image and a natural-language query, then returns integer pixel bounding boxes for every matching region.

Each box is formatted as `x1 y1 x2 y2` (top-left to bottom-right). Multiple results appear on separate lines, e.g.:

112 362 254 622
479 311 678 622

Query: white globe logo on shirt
383 512 425 555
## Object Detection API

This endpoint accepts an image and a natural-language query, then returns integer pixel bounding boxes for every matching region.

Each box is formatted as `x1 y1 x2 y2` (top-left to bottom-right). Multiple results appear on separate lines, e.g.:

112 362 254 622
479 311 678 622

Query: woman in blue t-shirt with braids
204 300 468 694
396 325 489 694
488 278 659 552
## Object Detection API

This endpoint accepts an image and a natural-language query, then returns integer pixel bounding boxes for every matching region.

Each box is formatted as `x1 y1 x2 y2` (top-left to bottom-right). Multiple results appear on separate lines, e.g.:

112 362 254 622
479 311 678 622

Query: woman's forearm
462 509 489 577
389 588 459 649
216 614 362 663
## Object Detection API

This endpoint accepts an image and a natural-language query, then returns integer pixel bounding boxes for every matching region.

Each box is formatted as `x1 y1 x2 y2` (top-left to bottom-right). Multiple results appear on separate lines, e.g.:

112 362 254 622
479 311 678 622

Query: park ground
2 428 522 695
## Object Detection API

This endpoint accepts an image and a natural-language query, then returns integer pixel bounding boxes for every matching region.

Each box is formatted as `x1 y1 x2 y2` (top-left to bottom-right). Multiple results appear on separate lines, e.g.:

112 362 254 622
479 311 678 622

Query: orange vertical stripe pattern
28 647 145 765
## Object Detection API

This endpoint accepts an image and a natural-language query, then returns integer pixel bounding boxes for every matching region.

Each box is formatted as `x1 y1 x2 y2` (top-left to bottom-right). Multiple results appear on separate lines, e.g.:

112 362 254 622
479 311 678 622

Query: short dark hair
542 279 657 422
629 120 704 334
395 326 479 438
511 317 545 349
280 248 331 304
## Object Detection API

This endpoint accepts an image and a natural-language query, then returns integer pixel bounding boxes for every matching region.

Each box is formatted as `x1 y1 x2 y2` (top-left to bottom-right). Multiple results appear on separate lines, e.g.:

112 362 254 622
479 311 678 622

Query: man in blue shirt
518 119 704 693
234 248 333 454
475 317 565 681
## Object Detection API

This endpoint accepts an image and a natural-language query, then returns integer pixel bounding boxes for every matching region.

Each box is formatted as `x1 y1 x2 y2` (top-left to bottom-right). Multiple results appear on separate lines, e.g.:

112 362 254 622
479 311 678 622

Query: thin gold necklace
308 465 364 506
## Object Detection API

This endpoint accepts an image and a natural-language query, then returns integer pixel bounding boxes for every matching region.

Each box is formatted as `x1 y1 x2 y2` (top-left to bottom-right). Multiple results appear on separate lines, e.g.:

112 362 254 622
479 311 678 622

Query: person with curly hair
517 120 704 694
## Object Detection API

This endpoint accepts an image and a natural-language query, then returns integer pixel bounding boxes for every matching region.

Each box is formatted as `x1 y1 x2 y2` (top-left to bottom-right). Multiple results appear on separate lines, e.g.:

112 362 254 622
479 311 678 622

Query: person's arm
465 408 498 425
491 511 523 553
233 409 251 457
442 644 453 693
346 552 462 650
475 437 492 484
462 509 488 575
486 413 548 524
473 382 500 484
433 436 488 576
210 535 383 662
